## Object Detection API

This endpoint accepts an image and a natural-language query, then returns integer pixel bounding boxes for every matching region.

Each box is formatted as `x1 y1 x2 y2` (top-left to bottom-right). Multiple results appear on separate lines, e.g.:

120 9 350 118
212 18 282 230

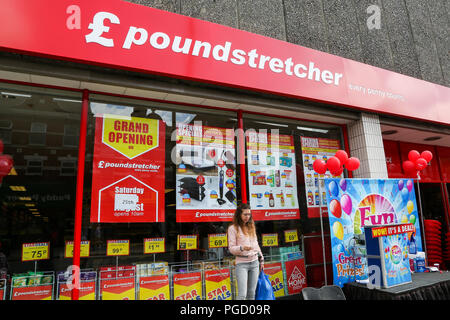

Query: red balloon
326 156 341 172
346 157 360 171
421 150 433 163
408 150 420 163
0 154 13 177
415 157 427 171
402 160 415 173
313 159 327 174
331 166 344 177
329 199 342 218
334 150 348 166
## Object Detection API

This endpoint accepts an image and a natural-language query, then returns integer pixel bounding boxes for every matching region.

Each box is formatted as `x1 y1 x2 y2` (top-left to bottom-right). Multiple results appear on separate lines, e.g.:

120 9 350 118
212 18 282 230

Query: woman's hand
259 261 264 272
242 245 252 251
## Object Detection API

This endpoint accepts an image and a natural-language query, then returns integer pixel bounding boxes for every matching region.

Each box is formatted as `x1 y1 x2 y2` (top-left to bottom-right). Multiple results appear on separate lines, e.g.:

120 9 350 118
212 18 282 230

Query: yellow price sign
208 233 228 248
284 229 299 243
106 240 130 256
262 234 279 247
144 237 165 254
22 242 50 262
177 235 198 250
64 241 91 258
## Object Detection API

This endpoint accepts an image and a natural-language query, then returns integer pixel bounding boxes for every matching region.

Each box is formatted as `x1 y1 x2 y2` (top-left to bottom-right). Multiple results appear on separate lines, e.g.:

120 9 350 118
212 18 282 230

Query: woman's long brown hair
231 203 256 238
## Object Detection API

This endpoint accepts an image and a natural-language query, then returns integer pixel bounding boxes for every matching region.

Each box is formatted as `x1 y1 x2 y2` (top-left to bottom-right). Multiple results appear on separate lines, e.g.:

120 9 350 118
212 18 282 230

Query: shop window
0 83 82 293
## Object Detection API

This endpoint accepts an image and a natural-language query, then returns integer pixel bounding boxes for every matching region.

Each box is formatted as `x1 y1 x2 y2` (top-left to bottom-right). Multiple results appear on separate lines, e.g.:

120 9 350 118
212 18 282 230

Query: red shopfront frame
0 0 449 126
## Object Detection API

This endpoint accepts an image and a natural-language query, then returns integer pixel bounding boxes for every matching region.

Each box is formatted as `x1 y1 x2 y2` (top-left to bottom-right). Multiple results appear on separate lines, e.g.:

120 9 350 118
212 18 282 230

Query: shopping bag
255 270 275 300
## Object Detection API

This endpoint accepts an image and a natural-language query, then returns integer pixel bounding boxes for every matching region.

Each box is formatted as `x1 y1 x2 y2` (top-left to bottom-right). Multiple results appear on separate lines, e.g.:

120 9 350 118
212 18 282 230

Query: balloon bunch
312 150 360 176
402 150 432 177
0 140 14 184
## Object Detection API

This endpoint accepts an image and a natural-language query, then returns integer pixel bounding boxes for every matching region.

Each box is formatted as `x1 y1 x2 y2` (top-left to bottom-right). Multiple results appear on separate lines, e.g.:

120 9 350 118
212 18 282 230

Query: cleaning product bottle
269 191 275 207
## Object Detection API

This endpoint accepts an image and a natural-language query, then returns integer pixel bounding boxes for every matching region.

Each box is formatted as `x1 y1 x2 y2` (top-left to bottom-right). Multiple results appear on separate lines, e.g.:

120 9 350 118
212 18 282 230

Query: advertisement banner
176 124 237 222
246 131 300 221
325 178 423 287
138 275 170 300
90 114 165 223
204 269 232 300
11 285 53 300
264 262 285 298
380 230 412 287
59 281 96 300
100 277 136 300
284 259 307 295
300 137 342 218
173 272 202 300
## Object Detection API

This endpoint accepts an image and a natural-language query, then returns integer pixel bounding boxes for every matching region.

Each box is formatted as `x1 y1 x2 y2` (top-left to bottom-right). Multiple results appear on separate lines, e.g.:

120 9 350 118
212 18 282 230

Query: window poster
90 114 165 223
300 137 342 218
246 131 300 221
175 124 237 222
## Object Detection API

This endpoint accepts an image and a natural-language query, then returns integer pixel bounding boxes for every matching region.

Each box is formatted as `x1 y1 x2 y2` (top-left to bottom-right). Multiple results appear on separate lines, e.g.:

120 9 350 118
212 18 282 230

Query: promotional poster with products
90 114 166 223
246 131 300 221
300 137 343 218
325 178 423 287
176 124 237 222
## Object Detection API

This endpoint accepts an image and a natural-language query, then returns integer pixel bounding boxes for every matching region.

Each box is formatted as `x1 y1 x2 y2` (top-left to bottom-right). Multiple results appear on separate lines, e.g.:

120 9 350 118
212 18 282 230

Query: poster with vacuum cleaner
175 124 237 222
325 178 423 287
246 131 300 221
90 114 165 223
300 137 342 218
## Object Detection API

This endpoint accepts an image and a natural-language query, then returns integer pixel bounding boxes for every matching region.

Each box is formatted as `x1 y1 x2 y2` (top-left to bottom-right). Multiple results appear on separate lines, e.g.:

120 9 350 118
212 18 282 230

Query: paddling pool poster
325 178 423 287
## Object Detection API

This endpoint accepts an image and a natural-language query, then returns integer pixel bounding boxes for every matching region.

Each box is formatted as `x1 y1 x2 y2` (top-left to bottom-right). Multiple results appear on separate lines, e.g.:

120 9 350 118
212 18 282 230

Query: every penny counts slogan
91 114 165 223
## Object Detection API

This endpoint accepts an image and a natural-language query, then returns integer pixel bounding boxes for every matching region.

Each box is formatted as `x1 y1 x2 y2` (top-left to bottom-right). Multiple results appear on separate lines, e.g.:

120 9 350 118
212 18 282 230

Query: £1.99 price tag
177 235 198 250
106 240 130 256
22 242 50 262
284 229 299 243
262 234 279 247
143 238 165 254
208 233 228 248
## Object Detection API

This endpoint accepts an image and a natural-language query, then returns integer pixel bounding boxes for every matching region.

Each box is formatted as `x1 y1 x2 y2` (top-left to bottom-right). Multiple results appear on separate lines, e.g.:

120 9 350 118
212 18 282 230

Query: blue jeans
235 259 259 300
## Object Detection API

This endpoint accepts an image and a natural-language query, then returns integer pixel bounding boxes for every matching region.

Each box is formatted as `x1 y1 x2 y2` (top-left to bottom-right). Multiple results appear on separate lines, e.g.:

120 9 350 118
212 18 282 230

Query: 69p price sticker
262 234 279 247
22 242 50 261
208 233 228 248
284 229 299 243
143 237 165 254
106 240 130 256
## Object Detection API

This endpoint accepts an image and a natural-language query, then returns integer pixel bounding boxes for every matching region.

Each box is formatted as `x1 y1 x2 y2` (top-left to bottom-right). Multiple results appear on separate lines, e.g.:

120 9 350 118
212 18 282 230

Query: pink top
227 225 264 264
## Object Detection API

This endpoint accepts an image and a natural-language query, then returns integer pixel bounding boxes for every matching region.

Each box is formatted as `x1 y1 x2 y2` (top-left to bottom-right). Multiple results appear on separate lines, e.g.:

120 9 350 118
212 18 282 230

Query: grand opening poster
325 178 423 287
175 124 237 222
90 114 165 223
246 131 300 221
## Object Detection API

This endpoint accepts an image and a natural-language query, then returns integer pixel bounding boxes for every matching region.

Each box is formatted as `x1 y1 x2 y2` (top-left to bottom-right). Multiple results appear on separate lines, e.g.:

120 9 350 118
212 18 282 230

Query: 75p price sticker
106 240 130 256
284 229 299 243
143 237 165 254
208 233 228 249
262 234 279 247
22 242 50 262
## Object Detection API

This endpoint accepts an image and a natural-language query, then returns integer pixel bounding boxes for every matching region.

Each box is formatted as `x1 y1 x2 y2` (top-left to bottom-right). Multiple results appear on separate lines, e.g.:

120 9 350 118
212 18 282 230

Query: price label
143 238 165 254
22 242 50 262
64 241 90 258
284 230 299 243
208 233 228 248
262 234 278 247
106 240 130 256
177 235 198 250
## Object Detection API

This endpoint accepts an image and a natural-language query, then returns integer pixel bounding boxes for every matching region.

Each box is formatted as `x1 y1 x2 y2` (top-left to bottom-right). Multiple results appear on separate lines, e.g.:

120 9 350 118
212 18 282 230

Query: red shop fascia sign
1 0 449 125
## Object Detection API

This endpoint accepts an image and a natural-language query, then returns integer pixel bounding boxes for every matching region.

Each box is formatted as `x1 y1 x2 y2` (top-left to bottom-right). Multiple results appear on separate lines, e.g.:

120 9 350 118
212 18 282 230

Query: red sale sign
90 114 165 223
285 259 307 295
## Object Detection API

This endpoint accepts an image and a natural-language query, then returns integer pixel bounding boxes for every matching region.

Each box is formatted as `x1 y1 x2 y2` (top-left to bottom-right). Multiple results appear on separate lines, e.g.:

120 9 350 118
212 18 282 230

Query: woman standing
228 203 264 300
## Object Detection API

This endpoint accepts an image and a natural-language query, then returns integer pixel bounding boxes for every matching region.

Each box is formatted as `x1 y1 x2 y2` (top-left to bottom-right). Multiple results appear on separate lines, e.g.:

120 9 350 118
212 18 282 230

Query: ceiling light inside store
19 197 32 201
25 203 35 207
10 185 26 191
53 98 82 103
297 126 328 134
1 92 32 98
424 136 441 141
255 121 289 127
